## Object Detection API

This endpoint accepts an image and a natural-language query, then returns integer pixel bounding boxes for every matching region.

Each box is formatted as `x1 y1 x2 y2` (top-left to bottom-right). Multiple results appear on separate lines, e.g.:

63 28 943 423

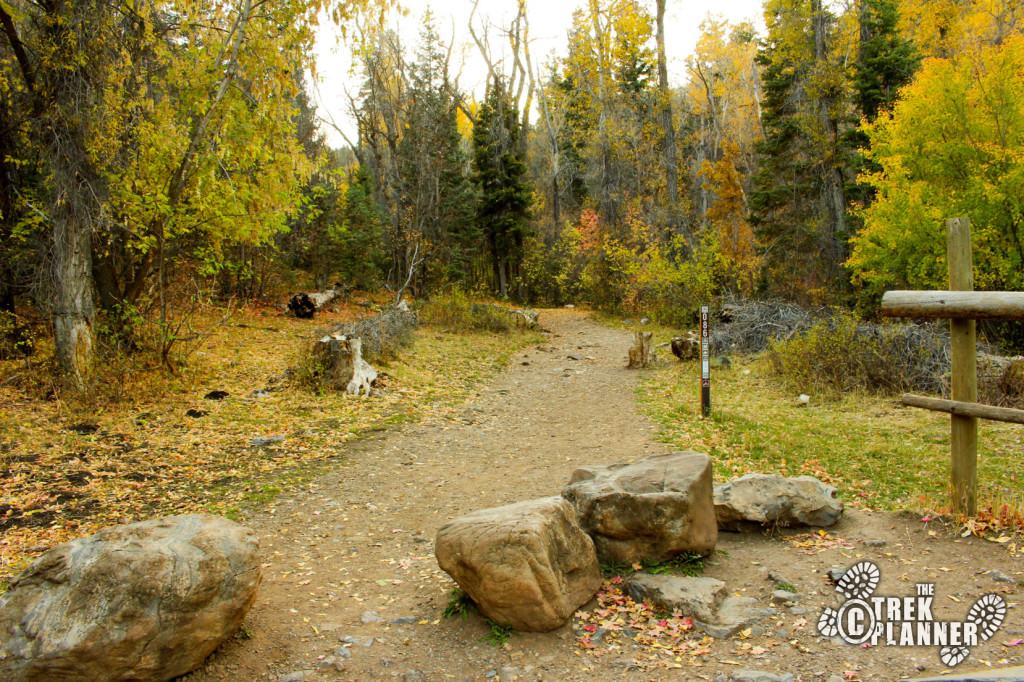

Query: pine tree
472 81 532 299
853 0 920 123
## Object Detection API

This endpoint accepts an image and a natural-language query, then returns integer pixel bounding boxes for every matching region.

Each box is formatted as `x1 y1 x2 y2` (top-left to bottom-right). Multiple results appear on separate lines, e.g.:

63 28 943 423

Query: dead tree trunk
311 332 378 396
627 331 655 369
288 284 344 319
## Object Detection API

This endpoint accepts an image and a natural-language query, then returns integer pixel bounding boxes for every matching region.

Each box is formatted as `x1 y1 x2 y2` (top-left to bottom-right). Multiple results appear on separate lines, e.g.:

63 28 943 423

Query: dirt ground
182 309 1023 682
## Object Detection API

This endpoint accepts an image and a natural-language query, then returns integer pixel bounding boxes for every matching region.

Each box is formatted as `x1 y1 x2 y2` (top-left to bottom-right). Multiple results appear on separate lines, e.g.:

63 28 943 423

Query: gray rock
249 388 273 399
697 596 771 638
766 570 794 587
641 318 651 325
827 568 846 583
333 646 353 659
770 590 798 604
990 570 1016 584
729 671 794 682
863 539 887 547
562 451 718 563
279 672 305 682
339 635 374 647
486 671 497 679
567 355 582 361
403 670 426 682
435 496 602 632
250 434 285 447
788 607 808 615
0 514 260 682
498 666 522 681
317 656 345 673
390 616 418 624
360 610 383 624
625 574 726 622
906 668 1024 682
714 474 843 531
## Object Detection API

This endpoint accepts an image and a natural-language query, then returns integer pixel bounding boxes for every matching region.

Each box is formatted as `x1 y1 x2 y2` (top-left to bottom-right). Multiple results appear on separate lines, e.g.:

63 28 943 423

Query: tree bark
811 0 848 276
655 0 678 207
288 284 345 319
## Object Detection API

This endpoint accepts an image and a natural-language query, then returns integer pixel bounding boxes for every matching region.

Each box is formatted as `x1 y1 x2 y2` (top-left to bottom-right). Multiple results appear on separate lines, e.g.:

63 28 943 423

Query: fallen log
288 284 345 319
627 331 655 369
311 332 378 396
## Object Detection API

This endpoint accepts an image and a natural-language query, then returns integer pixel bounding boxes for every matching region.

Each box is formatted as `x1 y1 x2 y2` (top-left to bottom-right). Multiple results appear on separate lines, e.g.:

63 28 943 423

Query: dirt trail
185 310 1022 682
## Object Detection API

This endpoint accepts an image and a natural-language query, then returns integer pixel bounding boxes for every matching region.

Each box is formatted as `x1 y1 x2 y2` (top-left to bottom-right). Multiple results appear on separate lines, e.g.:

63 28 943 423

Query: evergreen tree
472 81 532 299
748 0 857 295
336 165 386 289
853 0 921 123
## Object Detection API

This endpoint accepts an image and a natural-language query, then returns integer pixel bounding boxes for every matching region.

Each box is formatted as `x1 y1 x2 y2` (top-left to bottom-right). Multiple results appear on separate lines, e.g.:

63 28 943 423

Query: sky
312 0 767 147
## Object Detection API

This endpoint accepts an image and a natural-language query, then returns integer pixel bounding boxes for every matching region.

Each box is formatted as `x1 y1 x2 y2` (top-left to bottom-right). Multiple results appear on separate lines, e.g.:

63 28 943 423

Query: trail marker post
700 305 710 417
880 217 1024 515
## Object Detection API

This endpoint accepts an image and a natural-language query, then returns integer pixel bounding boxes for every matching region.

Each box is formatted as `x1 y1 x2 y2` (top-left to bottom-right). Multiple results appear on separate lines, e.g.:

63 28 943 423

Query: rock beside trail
562 451 717 563
625 574 771 639
0 514 260 682
625 574 727 622
435 497 601 632
713 474 843 531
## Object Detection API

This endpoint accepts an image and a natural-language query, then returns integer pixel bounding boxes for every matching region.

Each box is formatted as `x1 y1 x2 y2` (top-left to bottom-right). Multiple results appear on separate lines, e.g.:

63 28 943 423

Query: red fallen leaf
680 617 693 629
610 576 623 584
1007 638 1023 646
921 515 931 523
657 620 668 627
583 624 597 633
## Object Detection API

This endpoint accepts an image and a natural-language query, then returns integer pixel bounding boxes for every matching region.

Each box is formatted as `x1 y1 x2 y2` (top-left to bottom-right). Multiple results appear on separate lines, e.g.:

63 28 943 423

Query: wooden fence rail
879 217 1023 515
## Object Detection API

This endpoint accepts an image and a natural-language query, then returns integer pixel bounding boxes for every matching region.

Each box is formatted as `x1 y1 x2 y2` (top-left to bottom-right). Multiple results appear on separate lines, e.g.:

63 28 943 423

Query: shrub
768 311 950 396
418 289 515 333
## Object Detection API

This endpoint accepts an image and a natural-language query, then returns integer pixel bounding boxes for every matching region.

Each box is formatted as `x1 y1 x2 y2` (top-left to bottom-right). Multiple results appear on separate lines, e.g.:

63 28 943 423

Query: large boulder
561 451 717 563
0 514 261 682
435 497 601 632
714 474 843 531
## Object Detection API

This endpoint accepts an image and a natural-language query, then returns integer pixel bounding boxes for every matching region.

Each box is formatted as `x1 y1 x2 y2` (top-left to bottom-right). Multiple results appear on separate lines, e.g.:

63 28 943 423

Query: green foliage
642 552 705 577
848 36 1024 307
0 311 34 360
481 619 515 647
442 587 477 621
472 81 532 298
767 311 949 396
418 289 513 333
852 0 921 123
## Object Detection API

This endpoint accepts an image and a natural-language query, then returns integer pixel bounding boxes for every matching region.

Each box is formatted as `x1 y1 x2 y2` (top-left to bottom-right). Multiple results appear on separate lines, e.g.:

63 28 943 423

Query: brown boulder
0 514 260 682
435 497 601 632
561 451 717 564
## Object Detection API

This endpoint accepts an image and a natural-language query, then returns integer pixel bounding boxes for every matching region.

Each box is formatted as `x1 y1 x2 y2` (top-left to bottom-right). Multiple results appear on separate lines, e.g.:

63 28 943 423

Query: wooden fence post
947 217 978 515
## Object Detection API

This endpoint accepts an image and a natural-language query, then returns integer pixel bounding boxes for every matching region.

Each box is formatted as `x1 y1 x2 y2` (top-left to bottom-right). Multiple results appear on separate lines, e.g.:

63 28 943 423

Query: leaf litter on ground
0 301 541 582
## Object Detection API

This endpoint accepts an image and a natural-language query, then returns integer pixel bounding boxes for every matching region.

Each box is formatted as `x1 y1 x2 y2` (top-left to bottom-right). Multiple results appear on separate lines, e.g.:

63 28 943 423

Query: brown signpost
880 217 1024 515
700 305 710 417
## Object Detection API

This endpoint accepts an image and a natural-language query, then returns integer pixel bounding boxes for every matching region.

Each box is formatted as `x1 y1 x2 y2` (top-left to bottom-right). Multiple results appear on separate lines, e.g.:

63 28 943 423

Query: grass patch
636 355 1024 521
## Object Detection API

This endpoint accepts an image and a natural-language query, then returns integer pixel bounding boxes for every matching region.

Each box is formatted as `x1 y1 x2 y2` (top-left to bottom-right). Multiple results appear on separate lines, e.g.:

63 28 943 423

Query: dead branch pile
851 321 952 394
324 306 418 362
711 299 831 355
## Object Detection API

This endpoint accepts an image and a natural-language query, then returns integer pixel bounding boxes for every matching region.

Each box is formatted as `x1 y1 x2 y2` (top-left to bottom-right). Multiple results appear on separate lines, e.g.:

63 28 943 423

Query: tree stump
288 284 344 319
627 331 655 369
671 332 700 361
311 333 378 396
